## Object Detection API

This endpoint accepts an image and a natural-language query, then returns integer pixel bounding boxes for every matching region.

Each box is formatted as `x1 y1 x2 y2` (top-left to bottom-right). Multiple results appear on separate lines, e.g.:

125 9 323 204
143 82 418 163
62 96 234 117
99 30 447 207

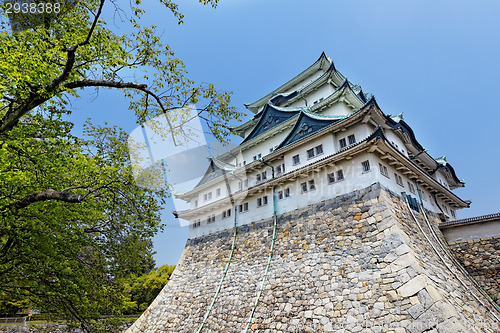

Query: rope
243 187 278 332
413 184 500 316
197 206 238 333
404 189 500 321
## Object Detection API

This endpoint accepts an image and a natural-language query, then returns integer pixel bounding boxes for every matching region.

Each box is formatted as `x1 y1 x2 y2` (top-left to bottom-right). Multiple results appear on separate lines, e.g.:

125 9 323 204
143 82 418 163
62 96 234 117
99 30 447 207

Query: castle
128 53 499 332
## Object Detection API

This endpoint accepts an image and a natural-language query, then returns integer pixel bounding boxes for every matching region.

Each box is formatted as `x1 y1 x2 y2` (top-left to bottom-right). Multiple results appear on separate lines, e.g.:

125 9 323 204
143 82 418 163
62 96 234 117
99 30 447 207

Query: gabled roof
382 113 465 188
276 110 345 149
434 156 466 187
241 103 302 144
194 158 231 188
269 90 299 106
310 79 366 113
384 112 425 151
244 52 332 113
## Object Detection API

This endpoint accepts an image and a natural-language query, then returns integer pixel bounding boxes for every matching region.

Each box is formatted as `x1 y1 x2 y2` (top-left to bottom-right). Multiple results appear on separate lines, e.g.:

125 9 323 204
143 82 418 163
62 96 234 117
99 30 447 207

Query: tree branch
7 189 83 210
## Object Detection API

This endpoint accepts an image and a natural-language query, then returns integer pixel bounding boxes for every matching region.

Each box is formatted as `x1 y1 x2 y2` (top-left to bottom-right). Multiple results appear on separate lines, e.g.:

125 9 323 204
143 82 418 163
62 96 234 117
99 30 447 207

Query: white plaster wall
288 84 336 108
241 129 292 165
188 152 386 239
319 102 353 117
385 130 409 158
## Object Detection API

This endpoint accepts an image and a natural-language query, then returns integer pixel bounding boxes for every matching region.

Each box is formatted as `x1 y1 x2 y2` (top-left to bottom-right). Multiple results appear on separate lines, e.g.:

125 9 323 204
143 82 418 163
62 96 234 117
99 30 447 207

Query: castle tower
128 53 500 332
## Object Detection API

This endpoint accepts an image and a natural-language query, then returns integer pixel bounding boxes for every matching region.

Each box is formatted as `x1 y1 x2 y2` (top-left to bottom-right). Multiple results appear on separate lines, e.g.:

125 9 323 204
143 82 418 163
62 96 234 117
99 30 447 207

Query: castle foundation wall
128 183 499 333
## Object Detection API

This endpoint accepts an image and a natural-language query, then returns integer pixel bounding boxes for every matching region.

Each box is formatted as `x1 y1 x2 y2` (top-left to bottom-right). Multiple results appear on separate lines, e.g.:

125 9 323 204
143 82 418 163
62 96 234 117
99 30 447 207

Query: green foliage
0 108 164 324
0 0 240 330
123 264 176 314
0 0 242 141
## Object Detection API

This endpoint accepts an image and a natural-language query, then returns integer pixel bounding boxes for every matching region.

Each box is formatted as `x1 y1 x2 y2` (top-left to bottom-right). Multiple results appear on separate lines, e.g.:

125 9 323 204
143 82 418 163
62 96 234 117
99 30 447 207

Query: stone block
397 275 427 297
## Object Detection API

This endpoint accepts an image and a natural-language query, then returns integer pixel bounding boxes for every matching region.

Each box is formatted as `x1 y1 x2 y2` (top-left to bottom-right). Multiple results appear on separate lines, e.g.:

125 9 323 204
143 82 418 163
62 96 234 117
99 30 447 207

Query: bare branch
6 189 83 210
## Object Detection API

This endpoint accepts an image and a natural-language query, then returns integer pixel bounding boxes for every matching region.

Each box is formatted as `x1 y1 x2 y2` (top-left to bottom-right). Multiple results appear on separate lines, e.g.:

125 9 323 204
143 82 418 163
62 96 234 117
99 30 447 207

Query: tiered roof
180 53 466 205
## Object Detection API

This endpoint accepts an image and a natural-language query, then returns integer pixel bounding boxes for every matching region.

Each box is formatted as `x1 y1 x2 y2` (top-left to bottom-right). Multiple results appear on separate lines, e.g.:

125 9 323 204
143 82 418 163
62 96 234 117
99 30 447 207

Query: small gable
242 103 301 143
277 111 344 149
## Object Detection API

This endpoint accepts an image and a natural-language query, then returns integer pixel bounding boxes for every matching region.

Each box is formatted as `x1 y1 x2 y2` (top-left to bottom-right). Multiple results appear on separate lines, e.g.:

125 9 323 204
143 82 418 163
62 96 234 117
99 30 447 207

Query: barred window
362 160 370 172
339 138 347 149
328 172 335 184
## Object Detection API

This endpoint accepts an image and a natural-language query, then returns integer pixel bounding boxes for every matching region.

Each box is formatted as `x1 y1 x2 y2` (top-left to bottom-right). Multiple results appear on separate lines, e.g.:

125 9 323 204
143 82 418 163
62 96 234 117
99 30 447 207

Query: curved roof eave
434 156 466 186
241 103 303 144
275 110 344 150
310 79 366 112
384 116 425 152
244 52 331 113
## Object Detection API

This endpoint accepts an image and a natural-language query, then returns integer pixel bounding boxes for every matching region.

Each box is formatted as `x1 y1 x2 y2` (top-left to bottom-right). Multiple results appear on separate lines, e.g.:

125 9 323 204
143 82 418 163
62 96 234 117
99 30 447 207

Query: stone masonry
127 183 499 332
447 238 500 301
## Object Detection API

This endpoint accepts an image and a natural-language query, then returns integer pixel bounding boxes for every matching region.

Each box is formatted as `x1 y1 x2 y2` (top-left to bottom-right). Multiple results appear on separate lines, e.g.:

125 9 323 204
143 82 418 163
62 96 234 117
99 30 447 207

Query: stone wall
447 237 500 301
128 183 500 333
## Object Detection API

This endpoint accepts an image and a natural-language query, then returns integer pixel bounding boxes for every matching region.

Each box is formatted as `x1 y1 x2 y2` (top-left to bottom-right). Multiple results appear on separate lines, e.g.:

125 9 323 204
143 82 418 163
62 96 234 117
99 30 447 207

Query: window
193 220 201 228
301 182 308 193
207 192 212 200
328 172 335 184
203 194 207 201
269 147 274 153
243 161 246 165
253 155 257 161
407 182 415 194
395 174 404 187
348 134 356 145
238 181 242 190
284 188 290 197
261 171 267 181
339 138 347 149
258 153 262 159
222 209 231 219
451 210 456 218
307 148 315 159
244 179 249 188
256 174 261 182
278 191 283 200
337 169 344 181
239 202 248 212
207 214 215 224
216 188 221 197
379 163 389 178
315 145 323 155
257 195 268 207
276 163 285 175
362 160 370 172
308 180 316 190
194 200 198 208
292 154 300 165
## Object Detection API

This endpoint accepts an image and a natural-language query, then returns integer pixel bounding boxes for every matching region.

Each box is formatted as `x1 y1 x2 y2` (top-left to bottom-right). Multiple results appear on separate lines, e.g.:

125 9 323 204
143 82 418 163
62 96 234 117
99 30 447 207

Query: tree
120 264 176 315
0 0 243 330
0 0 241 140
0 108 163 325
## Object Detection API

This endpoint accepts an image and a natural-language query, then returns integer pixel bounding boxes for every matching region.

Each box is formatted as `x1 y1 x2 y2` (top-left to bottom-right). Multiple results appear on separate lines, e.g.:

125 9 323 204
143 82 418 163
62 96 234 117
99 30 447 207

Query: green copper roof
276 110 345 149
241 103 303 144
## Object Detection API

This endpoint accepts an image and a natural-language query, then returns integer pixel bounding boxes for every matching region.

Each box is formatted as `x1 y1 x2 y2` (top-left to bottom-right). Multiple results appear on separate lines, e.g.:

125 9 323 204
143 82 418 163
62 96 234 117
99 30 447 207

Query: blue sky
68 0 500 266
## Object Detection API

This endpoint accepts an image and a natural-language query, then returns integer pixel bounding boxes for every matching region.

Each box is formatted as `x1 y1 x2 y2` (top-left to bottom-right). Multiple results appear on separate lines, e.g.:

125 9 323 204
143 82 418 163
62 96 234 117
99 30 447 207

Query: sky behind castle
68 0 500 267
